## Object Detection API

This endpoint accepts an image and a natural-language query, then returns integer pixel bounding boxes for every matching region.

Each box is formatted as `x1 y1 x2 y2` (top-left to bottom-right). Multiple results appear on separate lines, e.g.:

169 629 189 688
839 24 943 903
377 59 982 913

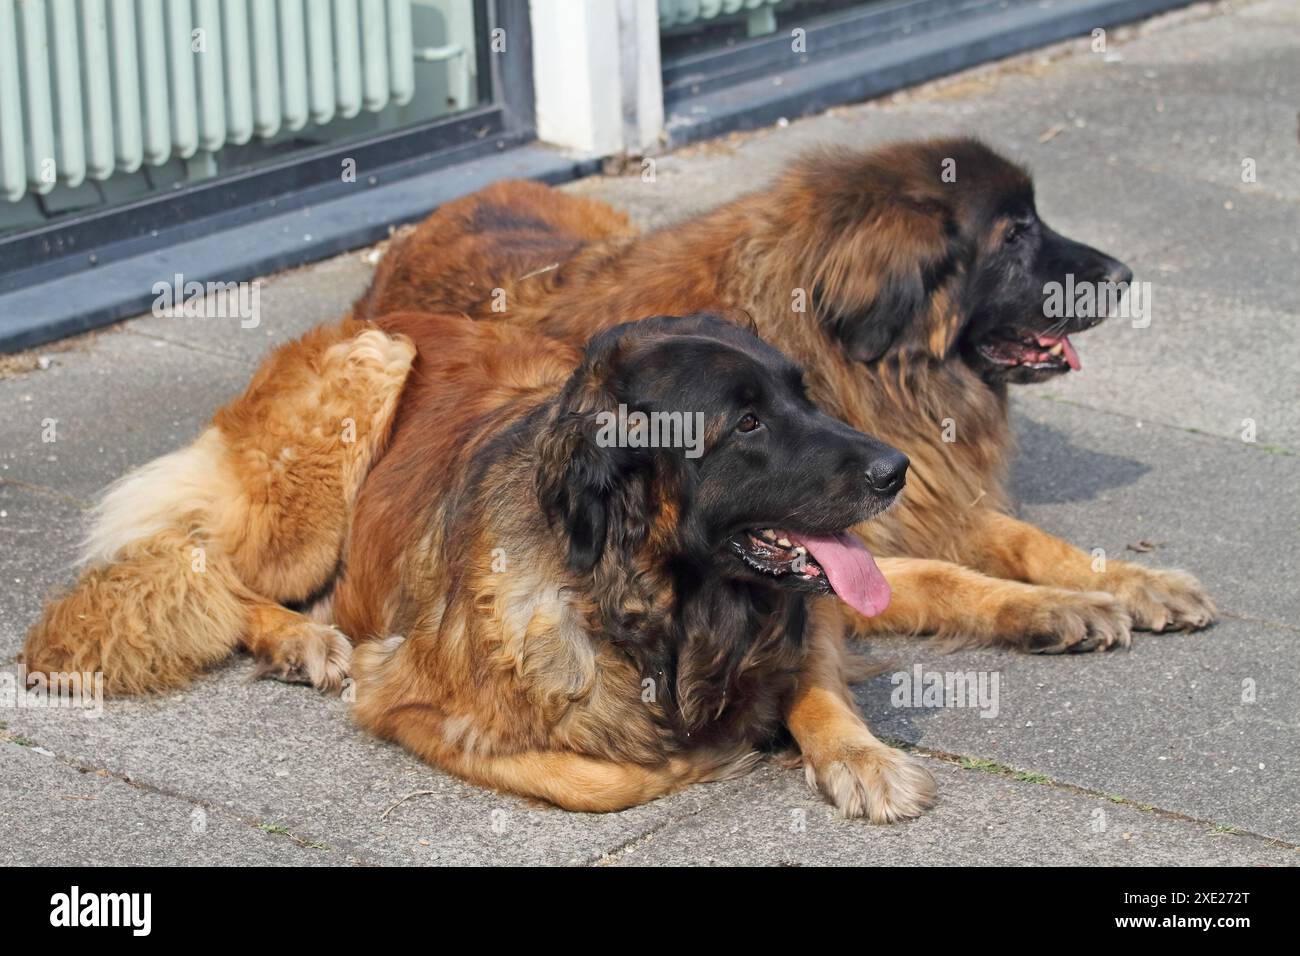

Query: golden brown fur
358 139 1215 651
344 138 1216 819
23 319 415 694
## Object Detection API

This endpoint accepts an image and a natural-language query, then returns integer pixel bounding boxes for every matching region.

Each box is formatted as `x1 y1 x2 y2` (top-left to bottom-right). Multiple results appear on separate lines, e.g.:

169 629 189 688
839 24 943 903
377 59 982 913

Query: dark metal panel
663 0 1019 102
492 0 537 133
663 0 1198 147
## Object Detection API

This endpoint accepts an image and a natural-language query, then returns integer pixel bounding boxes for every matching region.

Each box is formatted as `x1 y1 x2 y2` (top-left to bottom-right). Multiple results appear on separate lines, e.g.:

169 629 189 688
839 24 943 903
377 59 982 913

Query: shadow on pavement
1011 413 1150 505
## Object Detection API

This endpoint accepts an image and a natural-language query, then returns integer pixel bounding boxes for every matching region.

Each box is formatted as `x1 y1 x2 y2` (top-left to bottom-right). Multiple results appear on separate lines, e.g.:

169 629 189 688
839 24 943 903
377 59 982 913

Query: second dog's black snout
1085 250 1132 288
866 450 909 496
1099 260 1133 287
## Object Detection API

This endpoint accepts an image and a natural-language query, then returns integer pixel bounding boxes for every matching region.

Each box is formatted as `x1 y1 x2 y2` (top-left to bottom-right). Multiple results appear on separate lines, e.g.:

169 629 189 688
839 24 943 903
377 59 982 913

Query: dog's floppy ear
810 188 963 363
820 267 928 363
536 414 620 572
535 330 634 573
715 306 760 337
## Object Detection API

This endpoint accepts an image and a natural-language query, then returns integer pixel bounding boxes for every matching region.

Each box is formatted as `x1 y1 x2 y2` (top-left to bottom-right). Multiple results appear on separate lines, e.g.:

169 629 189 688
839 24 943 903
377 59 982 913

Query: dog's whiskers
1040 316 1071 339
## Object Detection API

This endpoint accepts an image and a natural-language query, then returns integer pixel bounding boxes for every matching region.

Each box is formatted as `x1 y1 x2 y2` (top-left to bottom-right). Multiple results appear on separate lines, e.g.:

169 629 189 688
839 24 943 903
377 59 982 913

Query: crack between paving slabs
123 329 260 366
582 765 788 866
887 739 1300 852
0 733 373 864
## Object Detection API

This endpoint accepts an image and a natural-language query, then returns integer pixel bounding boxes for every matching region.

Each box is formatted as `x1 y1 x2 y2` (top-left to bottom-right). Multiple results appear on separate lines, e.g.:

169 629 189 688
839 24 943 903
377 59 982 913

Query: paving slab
1009 395 1299 626
855 614 1299 848
0 332 250 503
0 659 743 867
840 397 1300 845
0 482 84 660
0 253 385 504
605 761 1299 866
0 741 336 866
120 250 378 365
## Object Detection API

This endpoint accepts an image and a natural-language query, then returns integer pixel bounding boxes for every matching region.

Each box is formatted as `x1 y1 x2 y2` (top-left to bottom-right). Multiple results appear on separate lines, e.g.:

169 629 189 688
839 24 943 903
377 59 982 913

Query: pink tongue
786 531 891 618
1036 334 1081 371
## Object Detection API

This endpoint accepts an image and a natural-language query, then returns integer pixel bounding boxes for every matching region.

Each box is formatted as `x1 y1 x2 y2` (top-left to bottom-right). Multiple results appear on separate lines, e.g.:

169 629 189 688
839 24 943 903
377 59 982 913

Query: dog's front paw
255 624 352 693
803 743 936 823
1017 589 1133 654
1108 565 1216 633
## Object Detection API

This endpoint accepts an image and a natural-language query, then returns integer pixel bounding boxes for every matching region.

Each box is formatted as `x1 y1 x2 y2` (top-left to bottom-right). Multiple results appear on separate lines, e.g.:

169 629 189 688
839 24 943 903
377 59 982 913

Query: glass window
0 0 488 238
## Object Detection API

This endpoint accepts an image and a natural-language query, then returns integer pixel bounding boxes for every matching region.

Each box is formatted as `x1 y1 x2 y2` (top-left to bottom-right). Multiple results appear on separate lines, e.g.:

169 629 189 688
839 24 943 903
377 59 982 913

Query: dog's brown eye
736 413 762 433
1005 219 1032 244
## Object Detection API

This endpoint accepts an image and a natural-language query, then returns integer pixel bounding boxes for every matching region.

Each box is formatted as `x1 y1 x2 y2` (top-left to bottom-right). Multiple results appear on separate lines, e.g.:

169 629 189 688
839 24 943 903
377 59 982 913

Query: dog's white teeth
1049 343 1064 356
793 545 807 556
759 529 776 541
776 537 792 548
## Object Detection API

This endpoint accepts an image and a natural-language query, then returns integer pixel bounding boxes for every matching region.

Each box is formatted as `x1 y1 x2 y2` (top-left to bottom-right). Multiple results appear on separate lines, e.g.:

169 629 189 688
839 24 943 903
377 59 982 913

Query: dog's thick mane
534 317 812 742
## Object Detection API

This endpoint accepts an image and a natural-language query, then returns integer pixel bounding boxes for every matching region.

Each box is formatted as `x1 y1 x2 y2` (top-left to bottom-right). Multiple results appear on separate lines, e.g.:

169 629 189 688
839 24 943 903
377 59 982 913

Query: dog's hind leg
211 322 417 603
243 600 351 693
24 321 415 696
786 598 936 823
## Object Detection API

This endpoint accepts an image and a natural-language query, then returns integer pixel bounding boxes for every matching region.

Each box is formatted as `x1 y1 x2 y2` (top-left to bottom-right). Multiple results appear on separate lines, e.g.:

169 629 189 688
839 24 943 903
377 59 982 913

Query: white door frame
528 0 663 156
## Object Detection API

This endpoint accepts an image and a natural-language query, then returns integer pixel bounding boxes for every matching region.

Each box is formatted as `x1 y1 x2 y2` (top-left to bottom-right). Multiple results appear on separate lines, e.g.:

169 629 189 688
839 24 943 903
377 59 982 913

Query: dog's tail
23 431 251 694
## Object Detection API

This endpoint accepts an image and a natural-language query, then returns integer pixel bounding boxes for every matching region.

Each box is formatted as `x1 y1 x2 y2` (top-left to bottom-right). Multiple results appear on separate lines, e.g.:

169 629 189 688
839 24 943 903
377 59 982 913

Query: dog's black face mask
960 196 1133 385
811 139 1132 387
545 313 906 620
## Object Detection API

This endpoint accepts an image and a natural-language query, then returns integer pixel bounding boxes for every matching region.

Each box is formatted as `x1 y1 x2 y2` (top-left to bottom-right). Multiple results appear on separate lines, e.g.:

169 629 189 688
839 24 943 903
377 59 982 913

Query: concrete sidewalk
1 0 1296 866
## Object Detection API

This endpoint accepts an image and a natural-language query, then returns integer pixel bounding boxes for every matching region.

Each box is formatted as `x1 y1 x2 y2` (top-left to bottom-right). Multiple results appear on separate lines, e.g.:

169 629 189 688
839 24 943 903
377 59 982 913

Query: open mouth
727 527 891 617
977 331 1081 372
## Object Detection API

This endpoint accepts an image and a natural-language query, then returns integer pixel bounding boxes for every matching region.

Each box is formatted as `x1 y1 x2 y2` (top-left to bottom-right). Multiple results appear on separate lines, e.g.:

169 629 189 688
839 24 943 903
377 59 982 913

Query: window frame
0 0 534 293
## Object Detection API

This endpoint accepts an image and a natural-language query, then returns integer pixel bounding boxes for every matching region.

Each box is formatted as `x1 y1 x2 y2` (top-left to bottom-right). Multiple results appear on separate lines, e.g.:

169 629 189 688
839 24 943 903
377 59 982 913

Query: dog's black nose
867 451 909 496
1104 262 1133 286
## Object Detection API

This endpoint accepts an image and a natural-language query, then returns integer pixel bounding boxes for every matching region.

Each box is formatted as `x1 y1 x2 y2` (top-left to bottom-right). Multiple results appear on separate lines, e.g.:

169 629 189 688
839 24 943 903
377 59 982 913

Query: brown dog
336 310 932 815
357 138 1215 653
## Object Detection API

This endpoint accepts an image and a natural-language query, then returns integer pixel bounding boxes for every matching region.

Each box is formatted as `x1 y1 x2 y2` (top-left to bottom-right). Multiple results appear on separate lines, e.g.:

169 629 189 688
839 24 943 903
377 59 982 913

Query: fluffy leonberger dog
358 137 1215 655
336 311 924 813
